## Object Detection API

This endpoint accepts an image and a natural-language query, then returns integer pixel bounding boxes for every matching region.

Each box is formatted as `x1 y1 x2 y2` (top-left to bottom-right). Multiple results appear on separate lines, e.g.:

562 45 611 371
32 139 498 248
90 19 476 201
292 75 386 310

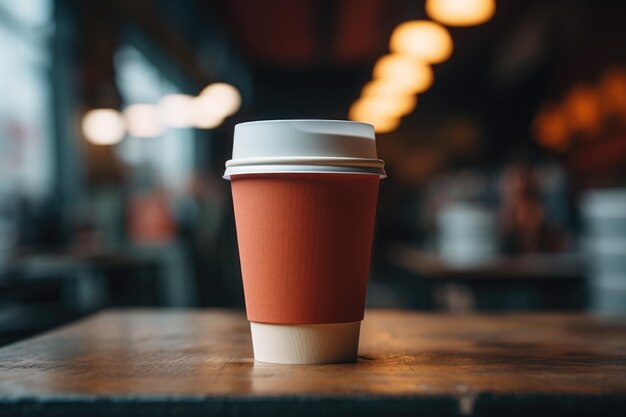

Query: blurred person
499 161 567 253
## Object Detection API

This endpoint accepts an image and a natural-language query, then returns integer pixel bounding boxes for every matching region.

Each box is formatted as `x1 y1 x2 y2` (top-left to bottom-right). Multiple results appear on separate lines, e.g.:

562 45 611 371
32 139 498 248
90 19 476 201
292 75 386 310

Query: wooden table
0 310 625 416
384 244 585 311
385 244 583 280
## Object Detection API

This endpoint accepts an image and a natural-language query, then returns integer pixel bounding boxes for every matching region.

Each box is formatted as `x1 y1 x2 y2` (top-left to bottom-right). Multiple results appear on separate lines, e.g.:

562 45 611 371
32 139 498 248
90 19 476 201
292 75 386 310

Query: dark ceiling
212 1 626 159
101 0 626 168
218 0 398 68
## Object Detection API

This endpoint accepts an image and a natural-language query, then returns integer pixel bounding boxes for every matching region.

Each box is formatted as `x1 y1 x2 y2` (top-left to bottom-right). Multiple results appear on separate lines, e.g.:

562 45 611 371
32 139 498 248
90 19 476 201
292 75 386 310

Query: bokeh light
564 84 601 136
369 117 401 134
350 95 416 120
389 20 453 64
191 97 224 129
81 109 126 145
159 94 195 128
123 104 163 138
600 67 626 117
372 54 434 93
532 104 569 151
362 79 417 98
349 107 401 134
426 0 496 27
198 82 241 118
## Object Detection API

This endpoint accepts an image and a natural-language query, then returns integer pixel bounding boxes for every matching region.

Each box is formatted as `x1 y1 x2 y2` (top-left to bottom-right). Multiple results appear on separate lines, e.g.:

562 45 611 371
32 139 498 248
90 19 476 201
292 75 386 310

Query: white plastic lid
224 120 386 179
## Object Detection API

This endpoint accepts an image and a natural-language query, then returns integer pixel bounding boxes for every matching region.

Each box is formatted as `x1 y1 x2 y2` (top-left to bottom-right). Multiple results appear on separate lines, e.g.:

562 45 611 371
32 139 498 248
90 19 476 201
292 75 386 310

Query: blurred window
0 0 53 199
114 45 194 191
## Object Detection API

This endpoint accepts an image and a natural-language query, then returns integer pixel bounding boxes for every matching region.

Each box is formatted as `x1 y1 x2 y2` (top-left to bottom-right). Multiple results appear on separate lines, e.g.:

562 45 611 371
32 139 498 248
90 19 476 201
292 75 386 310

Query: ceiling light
390 20 453 64
372 54 434 93
123 104 163 138
191 97 224 129
81 109 126 145
159 94 195 128
371 117 401 134
350 95 416 120
426 0 495 27
349 108 401 134
198 83 241 118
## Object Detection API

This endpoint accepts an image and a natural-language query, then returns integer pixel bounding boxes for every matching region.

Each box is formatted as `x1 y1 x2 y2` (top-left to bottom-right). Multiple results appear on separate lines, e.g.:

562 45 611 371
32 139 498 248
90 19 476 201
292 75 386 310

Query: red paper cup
232 172 379 324
225 120 385 364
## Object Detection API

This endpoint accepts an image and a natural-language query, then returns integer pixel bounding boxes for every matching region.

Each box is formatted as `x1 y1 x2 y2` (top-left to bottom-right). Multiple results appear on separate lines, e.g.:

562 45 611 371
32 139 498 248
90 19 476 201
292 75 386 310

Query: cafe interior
1 0 626 348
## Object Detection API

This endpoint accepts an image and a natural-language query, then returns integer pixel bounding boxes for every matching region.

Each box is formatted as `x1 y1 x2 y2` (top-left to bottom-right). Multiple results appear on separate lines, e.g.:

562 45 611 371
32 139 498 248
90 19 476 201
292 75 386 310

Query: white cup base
250 321 361 364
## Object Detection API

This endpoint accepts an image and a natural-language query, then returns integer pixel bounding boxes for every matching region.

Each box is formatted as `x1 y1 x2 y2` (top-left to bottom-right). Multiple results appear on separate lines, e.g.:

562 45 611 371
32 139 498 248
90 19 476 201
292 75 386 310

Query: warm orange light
371 117 401 134
426 0 495 27
123 104 163 138
349 95 416 120
362 79 406 97
389 20 453 64
349 109 401 134
81 109 126 145
371 54 434 93
349 95 411 134
600 67 626 118
564 84 600 136
532 105 569 151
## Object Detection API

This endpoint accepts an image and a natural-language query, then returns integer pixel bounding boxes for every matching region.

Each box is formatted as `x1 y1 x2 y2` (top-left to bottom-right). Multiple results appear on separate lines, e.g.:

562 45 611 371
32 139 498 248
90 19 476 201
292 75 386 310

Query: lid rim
223 163 387 180
235 119 374 128
225 156 385 168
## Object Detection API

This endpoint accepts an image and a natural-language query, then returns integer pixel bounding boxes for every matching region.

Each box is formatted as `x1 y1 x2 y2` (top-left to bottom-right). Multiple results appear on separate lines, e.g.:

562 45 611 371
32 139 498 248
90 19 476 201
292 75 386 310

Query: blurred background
1 0 626 346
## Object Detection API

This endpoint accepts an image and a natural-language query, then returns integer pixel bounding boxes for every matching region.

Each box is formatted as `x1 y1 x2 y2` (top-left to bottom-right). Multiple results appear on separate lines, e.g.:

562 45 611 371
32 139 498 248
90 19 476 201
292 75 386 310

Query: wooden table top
1 309 625 416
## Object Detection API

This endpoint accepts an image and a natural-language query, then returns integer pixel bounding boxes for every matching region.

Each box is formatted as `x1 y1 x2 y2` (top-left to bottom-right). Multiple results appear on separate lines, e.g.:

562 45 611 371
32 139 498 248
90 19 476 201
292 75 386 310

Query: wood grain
0 309 625 416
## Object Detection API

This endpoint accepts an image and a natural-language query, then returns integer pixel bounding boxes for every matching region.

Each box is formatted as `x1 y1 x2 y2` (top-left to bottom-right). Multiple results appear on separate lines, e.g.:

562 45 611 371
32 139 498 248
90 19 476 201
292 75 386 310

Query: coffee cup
224 120 385 364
